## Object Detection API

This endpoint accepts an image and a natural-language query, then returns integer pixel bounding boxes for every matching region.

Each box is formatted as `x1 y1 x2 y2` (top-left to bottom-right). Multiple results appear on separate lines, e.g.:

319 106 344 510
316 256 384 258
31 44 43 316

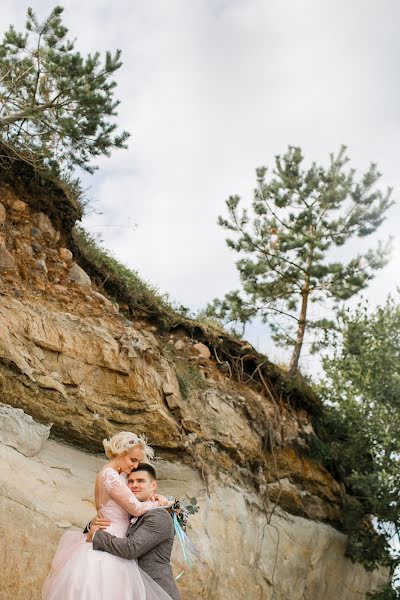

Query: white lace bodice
96 467 158 537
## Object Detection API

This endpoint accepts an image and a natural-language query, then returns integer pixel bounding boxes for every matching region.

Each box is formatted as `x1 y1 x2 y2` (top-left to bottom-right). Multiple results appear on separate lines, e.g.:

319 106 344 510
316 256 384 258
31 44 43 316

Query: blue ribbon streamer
173 513 193 568
173 513 201 580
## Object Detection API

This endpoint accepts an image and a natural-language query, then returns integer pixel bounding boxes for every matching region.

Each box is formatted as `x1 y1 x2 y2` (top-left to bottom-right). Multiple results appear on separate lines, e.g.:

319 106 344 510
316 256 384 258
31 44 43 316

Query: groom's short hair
131 462 157 481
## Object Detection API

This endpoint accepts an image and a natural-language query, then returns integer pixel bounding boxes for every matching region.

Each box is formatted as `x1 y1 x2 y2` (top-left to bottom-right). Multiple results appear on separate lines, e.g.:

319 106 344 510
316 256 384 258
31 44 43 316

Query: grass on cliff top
73 225 176 323
73 226 226 333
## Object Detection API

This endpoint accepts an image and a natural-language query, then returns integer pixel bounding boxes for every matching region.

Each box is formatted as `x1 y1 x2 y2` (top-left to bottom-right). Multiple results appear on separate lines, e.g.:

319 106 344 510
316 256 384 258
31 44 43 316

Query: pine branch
256 180 297 233
250 237 308 275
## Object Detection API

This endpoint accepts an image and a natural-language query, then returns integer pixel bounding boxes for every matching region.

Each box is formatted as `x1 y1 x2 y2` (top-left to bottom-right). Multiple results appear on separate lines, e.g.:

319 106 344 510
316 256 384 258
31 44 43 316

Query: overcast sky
2 0 400 371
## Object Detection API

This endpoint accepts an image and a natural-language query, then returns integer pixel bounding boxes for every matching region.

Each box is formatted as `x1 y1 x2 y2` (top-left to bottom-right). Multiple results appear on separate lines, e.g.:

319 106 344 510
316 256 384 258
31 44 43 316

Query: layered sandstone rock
0 293 343 524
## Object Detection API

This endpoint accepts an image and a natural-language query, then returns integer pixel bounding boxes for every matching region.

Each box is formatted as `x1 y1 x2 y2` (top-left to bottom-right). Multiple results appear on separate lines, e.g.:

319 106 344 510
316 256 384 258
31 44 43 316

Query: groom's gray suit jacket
92 508 181 600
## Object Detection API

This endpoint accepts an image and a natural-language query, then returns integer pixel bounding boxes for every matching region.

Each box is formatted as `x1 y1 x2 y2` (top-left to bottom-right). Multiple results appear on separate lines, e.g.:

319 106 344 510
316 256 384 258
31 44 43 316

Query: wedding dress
42 467 174 599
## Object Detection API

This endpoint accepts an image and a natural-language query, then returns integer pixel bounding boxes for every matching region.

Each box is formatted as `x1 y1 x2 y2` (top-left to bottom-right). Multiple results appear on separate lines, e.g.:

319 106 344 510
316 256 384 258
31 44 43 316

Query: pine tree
0 6 129 174
207 146 393 375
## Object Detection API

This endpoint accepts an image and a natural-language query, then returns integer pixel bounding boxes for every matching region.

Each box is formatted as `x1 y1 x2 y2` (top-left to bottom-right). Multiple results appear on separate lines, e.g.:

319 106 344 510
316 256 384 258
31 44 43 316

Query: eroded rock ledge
0 290 342 524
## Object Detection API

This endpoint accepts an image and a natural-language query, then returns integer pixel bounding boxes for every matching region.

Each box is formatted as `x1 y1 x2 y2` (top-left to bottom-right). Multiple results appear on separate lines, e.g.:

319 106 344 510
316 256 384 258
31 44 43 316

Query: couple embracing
42 432 187 599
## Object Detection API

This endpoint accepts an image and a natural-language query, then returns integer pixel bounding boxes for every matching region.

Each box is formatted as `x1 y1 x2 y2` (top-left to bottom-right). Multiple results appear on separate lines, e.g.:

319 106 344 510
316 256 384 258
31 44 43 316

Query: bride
42 431 175 599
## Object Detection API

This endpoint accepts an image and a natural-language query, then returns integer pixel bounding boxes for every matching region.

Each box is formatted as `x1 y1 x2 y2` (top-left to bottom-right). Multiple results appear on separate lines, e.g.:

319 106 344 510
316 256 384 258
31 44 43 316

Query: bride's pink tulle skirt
42 531 171 600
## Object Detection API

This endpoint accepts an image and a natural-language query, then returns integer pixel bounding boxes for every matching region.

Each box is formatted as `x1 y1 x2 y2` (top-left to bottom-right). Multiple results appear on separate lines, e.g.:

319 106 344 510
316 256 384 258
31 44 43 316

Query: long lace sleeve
102 468 158 516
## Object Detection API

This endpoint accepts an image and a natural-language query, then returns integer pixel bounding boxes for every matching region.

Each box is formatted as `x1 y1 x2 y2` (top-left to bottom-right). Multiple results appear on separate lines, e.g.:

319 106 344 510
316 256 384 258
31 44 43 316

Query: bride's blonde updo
103 431 154 461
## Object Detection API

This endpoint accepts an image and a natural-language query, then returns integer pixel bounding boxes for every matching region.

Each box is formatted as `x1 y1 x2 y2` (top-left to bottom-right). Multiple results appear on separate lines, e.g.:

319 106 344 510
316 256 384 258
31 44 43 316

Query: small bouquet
170 497 199 532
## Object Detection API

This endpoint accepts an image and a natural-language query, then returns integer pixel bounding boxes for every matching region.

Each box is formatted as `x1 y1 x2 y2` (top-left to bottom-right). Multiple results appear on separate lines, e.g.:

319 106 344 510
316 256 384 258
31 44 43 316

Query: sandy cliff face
0 407 387 600
0 165 388 599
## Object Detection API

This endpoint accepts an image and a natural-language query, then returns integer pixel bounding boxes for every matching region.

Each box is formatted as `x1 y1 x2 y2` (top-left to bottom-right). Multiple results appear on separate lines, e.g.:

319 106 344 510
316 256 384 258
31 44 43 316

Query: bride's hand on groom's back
151 493 174 507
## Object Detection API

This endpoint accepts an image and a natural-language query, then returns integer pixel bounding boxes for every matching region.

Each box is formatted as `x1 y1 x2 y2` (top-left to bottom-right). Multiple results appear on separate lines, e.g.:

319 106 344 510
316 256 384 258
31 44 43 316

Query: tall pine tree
207 146 393 375
0 6 129 174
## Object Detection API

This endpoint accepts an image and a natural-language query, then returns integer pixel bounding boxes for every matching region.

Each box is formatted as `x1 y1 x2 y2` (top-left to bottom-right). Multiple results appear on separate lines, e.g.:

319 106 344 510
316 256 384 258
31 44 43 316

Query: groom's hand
86 515 111 542
92 516 111 529
86 523 100 543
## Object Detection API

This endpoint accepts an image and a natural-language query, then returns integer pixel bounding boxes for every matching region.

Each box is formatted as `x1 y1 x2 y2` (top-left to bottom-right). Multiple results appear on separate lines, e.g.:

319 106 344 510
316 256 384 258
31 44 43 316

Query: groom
86 463 181 600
